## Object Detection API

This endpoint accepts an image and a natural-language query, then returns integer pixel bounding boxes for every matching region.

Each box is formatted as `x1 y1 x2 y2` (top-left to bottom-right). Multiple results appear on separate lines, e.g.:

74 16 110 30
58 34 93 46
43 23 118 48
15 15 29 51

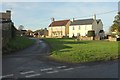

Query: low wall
108 36 120 41
80 36 94 40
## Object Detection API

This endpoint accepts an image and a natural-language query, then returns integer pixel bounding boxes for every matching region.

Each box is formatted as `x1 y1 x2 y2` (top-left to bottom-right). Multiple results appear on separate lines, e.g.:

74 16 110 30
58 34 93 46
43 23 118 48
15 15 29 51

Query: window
73 26 75 30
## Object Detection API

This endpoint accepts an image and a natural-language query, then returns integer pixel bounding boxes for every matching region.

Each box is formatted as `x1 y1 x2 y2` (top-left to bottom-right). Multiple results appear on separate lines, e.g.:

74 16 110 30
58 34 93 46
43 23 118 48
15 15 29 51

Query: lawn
3 36 35 54
44 38 119 63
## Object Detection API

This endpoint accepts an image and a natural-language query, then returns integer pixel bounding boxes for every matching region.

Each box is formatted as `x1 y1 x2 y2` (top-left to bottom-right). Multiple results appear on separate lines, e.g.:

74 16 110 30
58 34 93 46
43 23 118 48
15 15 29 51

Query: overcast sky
1 2 119 32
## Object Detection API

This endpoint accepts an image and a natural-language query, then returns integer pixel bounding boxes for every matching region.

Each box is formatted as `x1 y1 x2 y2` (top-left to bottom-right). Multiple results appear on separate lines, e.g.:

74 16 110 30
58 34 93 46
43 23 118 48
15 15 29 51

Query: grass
44 38 119 63
3 36 35 54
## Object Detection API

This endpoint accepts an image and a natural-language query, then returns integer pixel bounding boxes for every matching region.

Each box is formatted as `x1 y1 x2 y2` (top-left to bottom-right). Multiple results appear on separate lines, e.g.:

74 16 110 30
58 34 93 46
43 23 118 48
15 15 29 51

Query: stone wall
1 21 16 47
80 36 94 40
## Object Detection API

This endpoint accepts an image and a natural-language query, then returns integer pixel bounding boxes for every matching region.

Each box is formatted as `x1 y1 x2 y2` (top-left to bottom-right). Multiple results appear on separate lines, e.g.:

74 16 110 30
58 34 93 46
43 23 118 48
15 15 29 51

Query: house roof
49 20 70 27
70 18 101 25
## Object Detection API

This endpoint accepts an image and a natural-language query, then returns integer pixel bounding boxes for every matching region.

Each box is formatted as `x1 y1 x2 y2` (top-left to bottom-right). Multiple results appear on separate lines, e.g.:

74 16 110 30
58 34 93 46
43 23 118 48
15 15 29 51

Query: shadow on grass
59 50 72 52
64 41 90 44
43 38 90 53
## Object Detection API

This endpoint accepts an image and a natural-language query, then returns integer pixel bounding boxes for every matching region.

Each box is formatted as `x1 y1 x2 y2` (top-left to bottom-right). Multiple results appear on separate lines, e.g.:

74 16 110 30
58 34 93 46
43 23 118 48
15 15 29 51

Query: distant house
69 15 103 38
34 28 48 38
19 30 27 36
48 18 71 38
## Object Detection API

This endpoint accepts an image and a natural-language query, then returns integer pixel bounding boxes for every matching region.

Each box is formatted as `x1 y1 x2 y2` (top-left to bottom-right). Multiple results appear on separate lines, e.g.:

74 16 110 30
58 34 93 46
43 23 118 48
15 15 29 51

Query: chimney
93 14 96 20
51 17 55 22
6 10 11 20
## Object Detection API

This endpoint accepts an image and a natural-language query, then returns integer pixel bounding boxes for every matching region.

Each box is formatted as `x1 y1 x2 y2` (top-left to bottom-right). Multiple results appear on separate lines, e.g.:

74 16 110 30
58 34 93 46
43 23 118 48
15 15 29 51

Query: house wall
97 21 103 32
69 25 92 38
0 10 11 20
92 20 98 34
65 21 71 36
1 10 17 47
92 20 103 35
2 21 13 47
48 26 65 38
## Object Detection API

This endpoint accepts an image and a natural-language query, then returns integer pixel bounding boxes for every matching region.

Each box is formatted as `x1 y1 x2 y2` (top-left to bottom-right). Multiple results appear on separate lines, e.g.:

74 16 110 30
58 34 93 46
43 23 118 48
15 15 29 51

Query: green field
44 38 119 63
3 36 35 54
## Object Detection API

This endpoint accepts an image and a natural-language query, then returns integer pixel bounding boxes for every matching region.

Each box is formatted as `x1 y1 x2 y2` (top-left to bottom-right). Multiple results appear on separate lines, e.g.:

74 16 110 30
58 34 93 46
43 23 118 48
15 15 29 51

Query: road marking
1 74 14 78
56 66 66 69
64 68 74 71
41 68 53 72
46 70 59 74
20 71 35 75
25 73 41 78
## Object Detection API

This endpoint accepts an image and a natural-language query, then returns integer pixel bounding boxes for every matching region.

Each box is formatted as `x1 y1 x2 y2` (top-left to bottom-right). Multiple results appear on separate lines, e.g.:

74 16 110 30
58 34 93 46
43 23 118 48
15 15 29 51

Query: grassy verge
44 38 119 63
3 36 35 54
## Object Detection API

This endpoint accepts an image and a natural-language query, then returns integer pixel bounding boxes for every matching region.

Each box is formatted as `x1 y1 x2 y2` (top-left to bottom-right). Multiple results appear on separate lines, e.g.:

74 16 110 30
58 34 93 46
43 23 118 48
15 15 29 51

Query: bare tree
18 25 24 31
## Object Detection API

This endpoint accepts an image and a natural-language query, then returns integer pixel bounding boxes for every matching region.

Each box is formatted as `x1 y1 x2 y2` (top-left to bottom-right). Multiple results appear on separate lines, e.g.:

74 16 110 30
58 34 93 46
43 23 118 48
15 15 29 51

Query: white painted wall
69 25 92 38
69 20 103 38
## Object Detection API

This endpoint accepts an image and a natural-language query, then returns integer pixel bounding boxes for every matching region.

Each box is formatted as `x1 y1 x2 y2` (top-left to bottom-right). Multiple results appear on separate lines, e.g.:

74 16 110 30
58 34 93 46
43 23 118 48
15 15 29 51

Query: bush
87 30 95 37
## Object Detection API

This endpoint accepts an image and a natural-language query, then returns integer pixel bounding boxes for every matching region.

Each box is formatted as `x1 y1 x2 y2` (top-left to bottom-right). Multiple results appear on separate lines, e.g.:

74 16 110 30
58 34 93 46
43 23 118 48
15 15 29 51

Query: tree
43 28 48 37
18 25 24 31
110 11 120 34
34 28 48 38
26 30 33 36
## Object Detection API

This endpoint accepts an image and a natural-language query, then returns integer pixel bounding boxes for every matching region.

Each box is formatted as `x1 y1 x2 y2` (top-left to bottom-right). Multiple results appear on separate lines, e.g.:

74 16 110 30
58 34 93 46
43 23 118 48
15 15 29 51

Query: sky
1 2 119 32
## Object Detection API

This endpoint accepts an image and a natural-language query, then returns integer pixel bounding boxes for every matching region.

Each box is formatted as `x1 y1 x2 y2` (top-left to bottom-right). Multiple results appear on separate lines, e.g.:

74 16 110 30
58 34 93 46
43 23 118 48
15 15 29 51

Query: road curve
2 38 119 79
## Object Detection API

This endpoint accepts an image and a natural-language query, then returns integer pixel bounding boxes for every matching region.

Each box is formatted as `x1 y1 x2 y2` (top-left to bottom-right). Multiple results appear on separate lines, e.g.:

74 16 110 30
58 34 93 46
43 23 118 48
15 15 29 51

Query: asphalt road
1 38 119 79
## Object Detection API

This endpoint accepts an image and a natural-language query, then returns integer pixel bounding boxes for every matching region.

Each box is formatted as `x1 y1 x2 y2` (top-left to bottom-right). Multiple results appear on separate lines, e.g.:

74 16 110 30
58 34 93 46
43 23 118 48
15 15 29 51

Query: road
2 38 119 79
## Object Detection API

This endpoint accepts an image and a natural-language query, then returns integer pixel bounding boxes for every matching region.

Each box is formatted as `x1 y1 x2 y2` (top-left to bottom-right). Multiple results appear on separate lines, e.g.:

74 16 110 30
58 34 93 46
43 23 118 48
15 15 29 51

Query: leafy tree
110 11 120 34
34 28 48 37
26 30 33 36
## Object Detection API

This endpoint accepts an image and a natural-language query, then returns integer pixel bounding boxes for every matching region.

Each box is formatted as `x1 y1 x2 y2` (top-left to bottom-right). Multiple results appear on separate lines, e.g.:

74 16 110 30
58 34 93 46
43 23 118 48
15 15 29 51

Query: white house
48 18 70 38
69 15 103 38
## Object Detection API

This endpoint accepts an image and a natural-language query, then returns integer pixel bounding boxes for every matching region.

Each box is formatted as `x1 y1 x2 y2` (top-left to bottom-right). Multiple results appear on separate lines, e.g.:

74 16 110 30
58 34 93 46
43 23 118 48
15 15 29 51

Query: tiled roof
70 18 101 25
49 20 70 27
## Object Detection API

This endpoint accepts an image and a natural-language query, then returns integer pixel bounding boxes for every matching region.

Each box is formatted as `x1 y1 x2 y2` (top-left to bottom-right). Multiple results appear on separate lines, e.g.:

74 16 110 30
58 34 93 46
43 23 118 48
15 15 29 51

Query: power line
74 10 117 19
37 10 118 27
97 10 117 15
